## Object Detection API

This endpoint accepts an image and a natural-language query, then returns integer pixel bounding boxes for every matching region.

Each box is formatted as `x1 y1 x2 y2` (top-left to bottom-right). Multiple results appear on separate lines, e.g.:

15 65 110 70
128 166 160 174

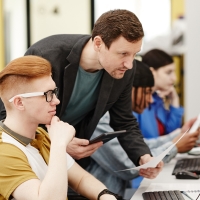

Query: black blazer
0 34 151 168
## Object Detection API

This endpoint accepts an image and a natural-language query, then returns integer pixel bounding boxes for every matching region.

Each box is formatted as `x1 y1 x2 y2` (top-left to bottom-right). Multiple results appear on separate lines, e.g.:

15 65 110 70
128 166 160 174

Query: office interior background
0 0 200 121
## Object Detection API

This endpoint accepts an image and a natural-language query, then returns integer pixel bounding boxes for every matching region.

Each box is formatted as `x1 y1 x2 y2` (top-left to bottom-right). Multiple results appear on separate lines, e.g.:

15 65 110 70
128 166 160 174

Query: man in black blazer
0 9 163 178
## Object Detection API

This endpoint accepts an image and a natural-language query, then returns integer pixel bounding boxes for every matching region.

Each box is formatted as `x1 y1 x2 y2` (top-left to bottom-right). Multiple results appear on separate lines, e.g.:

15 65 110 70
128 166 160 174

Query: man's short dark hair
92 9 144 49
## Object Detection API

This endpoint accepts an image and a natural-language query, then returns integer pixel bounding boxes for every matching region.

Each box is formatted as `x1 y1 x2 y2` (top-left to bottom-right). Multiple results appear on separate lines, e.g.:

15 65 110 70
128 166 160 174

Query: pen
181 191 193 200
196 193 200 200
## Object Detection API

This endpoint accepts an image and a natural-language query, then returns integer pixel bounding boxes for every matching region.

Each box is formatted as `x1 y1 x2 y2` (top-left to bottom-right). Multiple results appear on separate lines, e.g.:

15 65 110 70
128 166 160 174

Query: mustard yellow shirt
0 122 70 200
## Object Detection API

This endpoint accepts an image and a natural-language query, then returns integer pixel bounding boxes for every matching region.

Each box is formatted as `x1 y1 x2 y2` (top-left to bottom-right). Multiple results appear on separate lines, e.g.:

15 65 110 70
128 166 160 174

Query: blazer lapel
59 35 91 117
59 64 78 117
86 71 114 138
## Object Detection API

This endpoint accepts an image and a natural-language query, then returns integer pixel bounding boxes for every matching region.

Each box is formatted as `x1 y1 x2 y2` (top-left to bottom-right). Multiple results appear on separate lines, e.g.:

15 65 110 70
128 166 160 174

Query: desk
131 153 200 200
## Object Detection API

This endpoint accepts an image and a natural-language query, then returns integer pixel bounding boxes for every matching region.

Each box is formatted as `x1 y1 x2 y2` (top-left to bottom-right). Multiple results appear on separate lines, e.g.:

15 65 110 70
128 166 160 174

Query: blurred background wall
184 0 200 121
3 0 27 66
0 0 200 120
0 0 4 71
30 0 91 44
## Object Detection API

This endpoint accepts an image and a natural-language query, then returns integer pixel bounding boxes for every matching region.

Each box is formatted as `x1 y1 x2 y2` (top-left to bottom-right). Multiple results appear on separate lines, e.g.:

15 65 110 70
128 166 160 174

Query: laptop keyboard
142 190 185 200
172 158 200 175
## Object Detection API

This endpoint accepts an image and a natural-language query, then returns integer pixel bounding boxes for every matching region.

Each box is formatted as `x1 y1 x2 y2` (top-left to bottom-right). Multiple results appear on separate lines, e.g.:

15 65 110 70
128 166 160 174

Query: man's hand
46 116 75 146
139 154 164 179
181 117 197 133
67 137 103 160
173 119 200 153
173 130 199 153
157 86 180 108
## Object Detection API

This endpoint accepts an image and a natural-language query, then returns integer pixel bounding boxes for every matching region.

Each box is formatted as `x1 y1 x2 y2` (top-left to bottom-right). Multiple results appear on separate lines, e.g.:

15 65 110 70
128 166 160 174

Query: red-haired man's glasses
9 87 59 103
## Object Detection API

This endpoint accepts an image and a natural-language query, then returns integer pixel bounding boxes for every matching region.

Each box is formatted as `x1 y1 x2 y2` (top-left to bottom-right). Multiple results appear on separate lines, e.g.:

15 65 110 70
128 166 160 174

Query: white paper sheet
115 129 188 172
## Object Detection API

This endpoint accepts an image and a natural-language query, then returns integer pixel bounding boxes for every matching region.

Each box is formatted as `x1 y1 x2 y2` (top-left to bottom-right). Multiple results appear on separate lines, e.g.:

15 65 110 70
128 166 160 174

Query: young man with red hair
0 55 121 200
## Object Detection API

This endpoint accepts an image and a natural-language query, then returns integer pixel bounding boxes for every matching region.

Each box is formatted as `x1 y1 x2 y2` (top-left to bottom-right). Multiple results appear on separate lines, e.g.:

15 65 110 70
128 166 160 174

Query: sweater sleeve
158 104 184 134
147 140 178 163
91 113 139 181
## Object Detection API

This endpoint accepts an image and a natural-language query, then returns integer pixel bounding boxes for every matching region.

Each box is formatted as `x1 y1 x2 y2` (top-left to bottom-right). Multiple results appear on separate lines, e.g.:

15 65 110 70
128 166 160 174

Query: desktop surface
131 153 200 200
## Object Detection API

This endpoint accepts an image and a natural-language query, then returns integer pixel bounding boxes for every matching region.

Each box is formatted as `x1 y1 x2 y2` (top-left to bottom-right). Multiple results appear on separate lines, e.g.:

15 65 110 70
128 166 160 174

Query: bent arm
109 76 151 166
68 162 117 200
148 141 178 163
13 117 75 200
156 100 184 134
13 143 69 200
164 106 184 133
144 129 180 163
92 138 139 180
145 128 181 149
91 113 138 180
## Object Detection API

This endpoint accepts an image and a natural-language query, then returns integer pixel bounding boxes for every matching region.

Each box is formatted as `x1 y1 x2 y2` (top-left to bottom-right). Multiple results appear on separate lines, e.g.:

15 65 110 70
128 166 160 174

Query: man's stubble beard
99 60 125 79
110 70 125 79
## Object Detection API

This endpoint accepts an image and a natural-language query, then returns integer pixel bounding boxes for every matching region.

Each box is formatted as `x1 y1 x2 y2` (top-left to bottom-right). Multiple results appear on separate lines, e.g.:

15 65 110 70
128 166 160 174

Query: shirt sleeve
149 141 178 163
109 72 152 166
144 128 180 163
158 104 184 134
144 128 181 148
91 113 139 181
0 143 38 199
